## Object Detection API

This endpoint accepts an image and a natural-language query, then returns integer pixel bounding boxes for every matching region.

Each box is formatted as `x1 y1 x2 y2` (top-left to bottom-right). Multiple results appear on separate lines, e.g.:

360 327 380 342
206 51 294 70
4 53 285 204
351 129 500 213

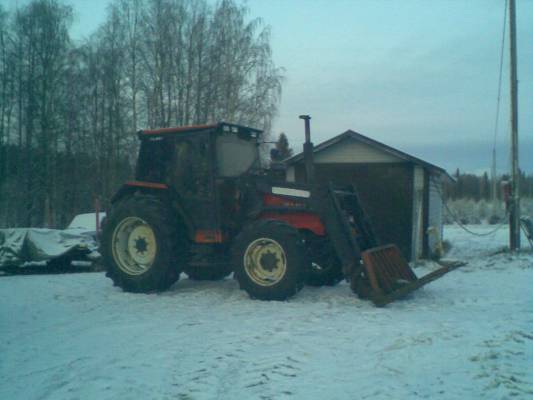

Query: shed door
296 162 414 260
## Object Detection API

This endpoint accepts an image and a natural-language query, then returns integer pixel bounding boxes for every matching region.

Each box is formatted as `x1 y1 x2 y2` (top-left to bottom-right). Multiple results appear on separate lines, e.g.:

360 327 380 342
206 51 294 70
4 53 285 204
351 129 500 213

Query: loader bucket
361 244 466 307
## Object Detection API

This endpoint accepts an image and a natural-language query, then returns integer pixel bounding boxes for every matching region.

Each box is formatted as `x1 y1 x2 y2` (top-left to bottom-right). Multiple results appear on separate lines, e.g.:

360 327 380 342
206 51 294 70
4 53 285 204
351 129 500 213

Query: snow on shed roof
285 130 453 181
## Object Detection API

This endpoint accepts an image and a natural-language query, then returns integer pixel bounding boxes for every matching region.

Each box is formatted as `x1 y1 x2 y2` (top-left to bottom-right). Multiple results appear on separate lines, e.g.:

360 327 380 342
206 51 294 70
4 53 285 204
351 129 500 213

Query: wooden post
95 196 100 235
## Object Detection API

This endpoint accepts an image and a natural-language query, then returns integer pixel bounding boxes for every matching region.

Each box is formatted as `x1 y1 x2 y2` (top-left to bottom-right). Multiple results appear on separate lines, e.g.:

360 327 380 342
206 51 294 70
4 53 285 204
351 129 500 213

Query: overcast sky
246 0 533 175
6 0 533 174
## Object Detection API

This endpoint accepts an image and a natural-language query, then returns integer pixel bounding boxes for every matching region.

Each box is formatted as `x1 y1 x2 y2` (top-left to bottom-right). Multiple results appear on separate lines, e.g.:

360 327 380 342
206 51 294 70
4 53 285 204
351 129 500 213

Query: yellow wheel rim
243 238 287 286
111 217 157 275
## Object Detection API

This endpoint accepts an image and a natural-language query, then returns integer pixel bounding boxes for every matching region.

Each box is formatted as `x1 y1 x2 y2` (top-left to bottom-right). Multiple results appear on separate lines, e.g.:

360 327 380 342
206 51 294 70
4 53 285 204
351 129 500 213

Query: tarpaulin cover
0 228 98 269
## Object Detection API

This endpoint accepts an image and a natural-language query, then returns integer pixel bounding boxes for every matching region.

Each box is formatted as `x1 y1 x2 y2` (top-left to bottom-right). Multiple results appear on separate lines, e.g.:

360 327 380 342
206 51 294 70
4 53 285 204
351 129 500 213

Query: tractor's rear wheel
100 194 187 292
232 220 306 301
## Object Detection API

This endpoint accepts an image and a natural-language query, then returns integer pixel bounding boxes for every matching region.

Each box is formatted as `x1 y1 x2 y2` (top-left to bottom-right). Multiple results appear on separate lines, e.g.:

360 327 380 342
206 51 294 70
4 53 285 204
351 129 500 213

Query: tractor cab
136 122 262 185
132 123 264 243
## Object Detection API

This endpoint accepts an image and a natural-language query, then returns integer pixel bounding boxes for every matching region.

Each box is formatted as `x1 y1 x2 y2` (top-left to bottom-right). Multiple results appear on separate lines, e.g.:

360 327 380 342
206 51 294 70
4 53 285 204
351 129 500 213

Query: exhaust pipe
299 115 314 184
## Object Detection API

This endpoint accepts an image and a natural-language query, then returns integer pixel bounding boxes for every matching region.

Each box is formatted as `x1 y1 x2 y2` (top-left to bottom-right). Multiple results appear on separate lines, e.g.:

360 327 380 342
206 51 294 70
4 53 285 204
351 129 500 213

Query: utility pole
509 0 520 250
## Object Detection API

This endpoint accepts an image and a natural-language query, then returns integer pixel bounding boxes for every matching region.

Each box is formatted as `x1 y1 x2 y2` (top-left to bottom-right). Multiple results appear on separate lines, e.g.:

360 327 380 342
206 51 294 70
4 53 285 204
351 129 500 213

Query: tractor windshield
216 132 259 177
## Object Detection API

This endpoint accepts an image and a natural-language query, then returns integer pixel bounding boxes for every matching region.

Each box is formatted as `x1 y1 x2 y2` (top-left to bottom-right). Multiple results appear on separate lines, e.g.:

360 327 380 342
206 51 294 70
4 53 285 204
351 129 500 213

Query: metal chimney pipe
299 115 314 184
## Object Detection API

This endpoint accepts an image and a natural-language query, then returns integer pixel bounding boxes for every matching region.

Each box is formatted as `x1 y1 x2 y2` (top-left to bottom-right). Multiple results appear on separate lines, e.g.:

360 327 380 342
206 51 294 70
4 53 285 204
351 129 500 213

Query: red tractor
101 117 461 305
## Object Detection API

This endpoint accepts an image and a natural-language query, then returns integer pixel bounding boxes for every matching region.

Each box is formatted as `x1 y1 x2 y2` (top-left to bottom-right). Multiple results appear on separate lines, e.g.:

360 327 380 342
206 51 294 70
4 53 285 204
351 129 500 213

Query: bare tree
7 0 72 226
0 0 283 228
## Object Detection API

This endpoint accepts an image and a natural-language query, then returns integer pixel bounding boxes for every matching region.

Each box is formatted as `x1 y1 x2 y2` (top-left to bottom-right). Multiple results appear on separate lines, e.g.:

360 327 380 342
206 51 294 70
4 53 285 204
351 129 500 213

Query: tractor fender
258 211 326 236
110 181 195 240
111 181 168 204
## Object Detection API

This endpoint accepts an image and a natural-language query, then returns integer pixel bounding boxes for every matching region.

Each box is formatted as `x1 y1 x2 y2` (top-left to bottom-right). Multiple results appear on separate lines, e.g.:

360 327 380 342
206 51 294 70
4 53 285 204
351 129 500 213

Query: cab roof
138 122 262 137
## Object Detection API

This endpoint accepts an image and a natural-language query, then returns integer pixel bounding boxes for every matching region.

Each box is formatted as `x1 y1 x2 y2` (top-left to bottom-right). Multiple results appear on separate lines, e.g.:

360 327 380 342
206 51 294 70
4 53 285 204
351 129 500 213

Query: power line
491 0 508 201
432 177 508 237
492 0 508 149
442 197 507 237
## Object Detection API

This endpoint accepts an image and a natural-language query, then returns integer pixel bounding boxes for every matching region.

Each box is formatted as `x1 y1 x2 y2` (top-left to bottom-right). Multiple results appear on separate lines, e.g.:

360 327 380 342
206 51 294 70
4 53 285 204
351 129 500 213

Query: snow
67 212 106 233
1 226 532 400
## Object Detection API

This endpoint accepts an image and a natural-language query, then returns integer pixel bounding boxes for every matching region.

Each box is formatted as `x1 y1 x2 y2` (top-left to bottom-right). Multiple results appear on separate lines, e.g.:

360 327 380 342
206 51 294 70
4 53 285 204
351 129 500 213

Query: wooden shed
284 130 452 261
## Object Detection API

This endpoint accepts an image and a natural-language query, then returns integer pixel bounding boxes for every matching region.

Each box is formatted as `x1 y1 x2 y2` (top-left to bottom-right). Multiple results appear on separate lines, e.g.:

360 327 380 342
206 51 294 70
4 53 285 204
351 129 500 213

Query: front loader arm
312 183 466 306
311 184 366 279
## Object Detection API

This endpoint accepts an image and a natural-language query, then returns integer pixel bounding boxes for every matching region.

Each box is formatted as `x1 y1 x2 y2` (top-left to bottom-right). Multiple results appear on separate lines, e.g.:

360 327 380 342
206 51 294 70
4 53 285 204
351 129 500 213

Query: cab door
168 132 220 242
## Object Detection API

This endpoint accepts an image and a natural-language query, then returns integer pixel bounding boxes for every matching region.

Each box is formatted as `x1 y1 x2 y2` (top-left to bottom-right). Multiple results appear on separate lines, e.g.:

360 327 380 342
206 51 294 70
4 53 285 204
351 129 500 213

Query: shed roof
285 130 453 181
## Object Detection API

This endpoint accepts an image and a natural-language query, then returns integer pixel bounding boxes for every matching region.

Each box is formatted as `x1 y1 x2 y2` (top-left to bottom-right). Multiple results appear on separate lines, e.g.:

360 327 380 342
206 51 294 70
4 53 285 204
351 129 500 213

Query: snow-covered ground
1 226 532 400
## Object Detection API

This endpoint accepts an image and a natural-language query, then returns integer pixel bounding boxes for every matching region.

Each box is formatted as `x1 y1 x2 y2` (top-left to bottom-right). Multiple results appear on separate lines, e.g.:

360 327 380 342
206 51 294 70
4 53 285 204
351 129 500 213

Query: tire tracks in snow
470 330 533 398
172 338 304 399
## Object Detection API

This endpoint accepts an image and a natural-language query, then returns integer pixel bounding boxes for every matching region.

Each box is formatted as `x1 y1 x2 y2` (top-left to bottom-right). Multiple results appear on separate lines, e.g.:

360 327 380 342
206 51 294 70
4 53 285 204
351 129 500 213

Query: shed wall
312 140 399 164
411 166 425 260
427 174 444 256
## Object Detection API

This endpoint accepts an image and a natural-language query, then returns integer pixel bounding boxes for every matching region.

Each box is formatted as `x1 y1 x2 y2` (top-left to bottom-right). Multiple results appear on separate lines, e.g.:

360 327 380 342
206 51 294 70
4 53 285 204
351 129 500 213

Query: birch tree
0 0 283 228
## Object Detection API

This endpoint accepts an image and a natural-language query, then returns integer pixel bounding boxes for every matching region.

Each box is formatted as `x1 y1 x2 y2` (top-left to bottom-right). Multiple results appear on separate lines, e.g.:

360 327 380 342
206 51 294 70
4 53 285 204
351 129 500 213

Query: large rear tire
100 194 187 292
232 220 306 301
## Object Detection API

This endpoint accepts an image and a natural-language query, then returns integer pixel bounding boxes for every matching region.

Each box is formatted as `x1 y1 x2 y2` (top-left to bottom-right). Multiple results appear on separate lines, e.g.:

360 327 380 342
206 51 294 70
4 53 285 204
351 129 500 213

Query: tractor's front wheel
100 194 187 293
232 220 306 301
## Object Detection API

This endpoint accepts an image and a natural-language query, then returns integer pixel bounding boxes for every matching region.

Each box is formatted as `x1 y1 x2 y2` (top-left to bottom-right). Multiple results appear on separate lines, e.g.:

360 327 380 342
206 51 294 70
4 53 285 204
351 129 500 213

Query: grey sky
6 0 533 174
248 0 532 175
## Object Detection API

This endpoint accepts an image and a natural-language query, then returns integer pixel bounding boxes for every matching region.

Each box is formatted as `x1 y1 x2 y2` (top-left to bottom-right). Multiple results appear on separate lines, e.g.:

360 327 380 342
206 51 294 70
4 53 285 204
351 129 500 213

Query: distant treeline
0 0 282 228
444 169 533 201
